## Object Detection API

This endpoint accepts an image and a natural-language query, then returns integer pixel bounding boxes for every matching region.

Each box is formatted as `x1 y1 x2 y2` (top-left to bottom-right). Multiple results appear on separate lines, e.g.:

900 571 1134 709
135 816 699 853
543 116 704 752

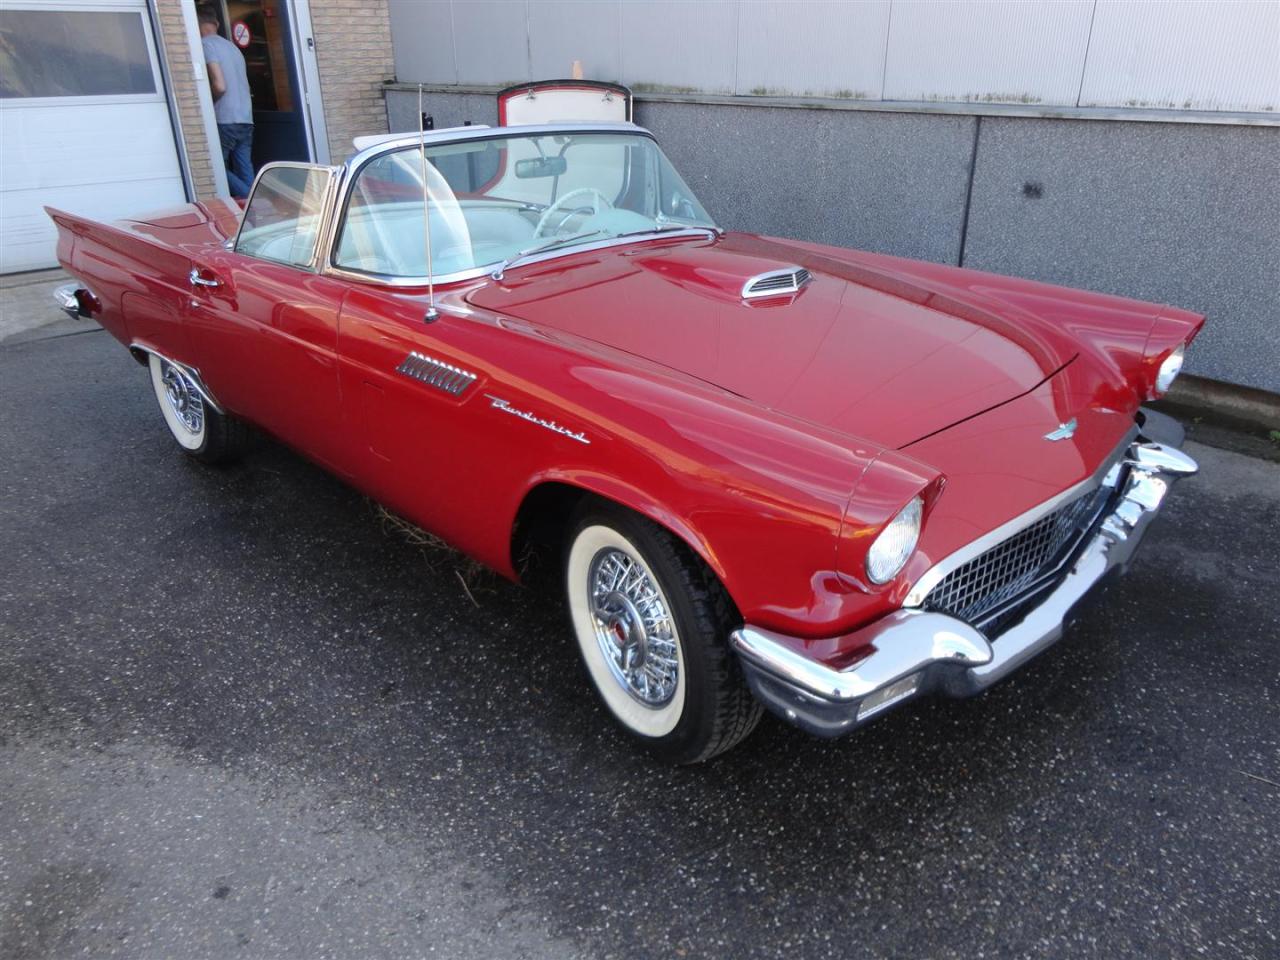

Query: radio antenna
418 84 439 322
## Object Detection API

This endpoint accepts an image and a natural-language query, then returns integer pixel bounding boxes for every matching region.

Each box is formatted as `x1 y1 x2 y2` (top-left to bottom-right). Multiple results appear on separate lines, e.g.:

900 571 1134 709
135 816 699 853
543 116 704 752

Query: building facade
2 0 1276 393
0 0 394 273
384 0 1280 394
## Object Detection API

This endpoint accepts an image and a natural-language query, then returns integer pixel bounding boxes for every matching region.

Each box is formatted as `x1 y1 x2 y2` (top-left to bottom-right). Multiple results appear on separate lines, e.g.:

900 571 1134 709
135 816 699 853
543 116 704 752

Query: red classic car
47 122 1202 763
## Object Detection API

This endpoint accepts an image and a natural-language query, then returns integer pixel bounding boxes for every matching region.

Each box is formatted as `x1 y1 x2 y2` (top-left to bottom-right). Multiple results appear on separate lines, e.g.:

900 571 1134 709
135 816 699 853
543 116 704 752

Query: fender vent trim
396 351 477 396
741 266 811 300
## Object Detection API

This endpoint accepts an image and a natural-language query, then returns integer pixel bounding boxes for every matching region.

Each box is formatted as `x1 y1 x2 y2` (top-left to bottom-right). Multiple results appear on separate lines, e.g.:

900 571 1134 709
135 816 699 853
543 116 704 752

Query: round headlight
866 496 923 585
1153 344 1185 397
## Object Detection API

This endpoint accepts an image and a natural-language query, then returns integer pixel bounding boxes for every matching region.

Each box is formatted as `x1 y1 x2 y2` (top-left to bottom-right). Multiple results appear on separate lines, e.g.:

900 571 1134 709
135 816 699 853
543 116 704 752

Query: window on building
0 10 156 98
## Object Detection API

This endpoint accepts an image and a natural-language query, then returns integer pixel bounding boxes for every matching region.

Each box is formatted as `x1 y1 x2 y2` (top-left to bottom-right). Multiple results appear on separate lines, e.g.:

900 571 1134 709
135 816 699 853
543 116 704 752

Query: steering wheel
533 187 613 237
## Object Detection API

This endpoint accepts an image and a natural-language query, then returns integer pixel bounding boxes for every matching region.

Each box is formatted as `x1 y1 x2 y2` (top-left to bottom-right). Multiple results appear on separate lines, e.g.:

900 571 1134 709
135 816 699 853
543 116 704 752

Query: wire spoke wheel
566 508 763 762
160 362 204 435
589 548 679 707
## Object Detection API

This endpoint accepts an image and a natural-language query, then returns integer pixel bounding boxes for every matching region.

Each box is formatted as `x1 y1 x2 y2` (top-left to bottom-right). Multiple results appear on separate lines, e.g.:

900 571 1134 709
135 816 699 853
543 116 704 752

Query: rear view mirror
515 156 567 179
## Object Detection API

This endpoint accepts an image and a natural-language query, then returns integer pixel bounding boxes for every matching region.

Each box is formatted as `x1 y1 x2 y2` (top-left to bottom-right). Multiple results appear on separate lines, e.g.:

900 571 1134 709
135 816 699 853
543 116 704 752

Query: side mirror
515 156 568 179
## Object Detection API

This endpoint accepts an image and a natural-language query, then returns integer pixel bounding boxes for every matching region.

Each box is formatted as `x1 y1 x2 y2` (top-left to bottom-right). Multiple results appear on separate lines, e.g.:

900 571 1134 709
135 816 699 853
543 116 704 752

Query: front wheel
565 505 762 763
147 353 245 464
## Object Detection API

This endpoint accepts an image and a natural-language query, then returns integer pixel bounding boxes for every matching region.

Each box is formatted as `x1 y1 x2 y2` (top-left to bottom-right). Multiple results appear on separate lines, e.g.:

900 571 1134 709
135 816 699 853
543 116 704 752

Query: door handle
189 268 220 288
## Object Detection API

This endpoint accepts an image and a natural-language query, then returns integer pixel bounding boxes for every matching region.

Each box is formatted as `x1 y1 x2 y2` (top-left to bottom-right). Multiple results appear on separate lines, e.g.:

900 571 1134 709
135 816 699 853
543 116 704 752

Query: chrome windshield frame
321 122 718 287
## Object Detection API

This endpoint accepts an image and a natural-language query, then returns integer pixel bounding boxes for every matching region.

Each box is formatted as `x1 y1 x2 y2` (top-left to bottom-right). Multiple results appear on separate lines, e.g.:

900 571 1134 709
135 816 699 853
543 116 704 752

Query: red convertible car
48 122 1201 763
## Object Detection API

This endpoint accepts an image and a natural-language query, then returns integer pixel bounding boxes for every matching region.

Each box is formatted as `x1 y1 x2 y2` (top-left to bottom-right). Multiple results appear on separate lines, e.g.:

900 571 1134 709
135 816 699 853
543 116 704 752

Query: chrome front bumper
731 421 1198 738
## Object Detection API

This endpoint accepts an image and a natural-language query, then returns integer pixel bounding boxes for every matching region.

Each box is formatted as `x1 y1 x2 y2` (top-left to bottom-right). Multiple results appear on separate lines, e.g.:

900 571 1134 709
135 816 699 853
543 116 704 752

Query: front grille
922 484 1114 630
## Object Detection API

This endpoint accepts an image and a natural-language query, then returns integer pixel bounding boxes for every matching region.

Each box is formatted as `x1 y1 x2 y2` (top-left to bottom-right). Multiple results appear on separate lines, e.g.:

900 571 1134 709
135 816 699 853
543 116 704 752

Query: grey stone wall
386 89 1280 392
962 118 1279 391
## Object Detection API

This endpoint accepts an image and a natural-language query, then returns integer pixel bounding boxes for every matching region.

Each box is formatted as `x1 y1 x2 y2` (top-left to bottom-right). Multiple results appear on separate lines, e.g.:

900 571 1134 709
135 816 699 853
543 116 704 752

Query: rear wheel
565 504 762 763
147 353 245 464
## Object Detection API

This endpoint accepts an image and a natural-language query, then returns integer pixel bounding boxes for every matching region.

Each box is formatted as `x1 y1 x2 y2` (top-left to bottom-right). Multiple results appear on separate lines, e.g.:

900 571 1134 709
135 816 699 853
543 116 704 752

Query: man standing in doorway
198 7 254 198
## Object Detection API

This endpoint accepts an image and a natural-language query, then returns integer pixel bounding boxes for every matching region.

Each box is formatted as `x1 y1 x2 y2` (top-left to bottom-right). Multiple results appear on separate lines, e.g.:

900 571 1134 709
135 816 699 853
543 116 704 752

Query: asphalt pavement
1 329 1277 959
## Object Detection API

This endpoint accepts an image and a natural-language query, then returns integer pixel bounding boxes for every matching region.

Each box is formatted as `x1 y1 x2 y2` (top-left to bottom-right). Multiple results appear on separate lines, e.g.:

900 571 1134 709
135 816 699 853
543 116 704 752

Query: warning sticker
231 21 251 48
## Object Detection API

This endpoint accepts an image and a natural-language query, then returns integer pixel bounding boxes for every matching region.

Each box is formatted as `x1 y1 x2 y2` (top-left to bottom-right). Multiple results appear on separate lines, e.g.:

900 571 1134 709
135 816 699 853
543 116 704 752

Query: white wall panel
1080 1 1280 112
882 0 1094 105
528 0 622 81
388 0 456 84
452 0 530 85
1 101 184 272
388 0 1280 117
619 0 737 93
736 1 891 98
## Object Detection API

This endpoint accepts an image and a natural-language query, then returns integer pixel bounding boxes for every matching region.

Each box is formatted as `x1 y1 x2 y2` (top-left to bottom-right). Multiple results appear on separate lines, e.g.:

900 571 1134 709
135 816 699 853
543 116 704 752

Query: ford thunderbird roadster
47 122 1202 763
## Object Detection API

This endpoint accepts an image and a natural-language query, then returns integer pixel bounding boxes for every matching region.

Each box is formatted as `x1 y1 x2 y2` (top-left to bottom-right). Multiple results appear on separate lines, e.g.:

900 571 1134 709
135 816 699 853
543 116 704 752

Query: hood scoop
742 266 811 300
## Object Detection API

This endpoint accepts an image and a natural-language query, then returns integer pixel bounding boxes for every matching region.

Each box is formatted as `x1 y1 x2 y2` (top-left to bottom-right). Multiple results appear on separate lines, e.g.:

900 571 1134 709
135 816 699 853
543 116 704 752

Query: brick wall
309 0 394 164
155 0 219 200
151 1 393 197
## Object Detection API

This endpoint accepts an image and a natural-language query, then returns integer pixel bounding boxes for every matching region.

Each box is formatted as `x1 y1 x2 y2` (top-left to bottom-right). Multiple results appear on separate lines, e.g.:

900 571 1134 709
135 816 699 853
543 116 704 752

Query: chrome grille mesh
922 487 1109 627
396 352 476 396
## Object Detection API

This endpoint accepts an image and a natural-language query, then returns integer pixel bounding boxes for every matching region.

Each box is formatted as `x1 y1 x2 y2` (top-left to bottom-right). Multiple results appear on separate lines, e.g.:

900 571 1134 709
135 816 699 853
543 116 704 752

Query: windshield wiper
489 224 721 281
489 230 606 280
613 224 722 241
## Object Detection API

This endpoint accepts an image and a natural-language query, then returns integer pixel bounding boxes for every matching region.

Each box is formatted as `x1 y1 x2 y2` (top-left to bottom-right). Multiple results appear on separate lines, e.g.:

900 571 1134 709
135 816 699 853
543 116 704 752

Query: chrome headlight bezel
1153 343 1185 397
866 496 923 585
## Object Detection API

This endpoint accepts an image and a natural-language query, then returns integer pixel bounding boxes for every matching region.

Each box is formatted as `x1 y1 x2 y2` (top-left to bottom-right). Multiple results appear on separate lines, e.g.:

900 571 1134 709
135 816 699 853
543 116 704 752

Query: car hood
467 233 1147 449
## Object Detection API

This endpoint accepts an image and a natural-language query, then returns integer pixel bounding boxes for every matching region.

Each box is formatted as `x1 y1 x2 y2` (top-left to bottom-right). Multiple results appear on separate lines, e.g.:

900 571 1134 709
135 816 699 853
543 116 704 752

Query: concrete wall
388 0 1280 114
962 118 1280 392
385 88 1279 392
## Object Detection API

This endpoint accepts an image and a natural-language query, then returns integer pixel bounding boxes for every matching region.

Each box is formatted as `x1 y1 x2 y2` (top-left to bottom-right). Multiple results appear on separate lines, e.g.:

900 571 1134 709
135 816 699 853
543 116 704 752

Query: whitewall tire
564 504 763 763
567 523 688 738
147 353 246 464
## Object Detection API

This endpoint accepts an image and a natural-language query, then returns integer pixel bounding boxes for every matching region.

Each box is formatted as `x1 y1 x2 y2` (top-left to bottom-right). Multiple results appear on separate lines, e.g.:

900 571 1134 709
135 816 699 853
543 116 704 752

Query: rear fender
45 206 194 361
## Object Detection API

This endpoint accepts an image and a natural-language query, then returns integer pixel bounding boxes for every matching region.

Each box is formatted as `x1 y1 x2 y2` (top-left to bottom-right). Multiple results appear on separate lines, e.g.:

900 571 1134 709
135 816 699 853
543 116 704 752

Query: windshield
333 132 716 280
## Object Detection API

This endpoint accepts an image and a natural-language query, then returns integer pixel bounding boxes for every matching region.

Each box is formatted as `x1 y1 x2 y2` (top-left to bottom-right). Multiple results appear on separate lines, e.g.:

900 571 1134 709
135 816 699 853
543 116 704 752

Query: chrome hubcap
589 548 678 707
161 362 203 434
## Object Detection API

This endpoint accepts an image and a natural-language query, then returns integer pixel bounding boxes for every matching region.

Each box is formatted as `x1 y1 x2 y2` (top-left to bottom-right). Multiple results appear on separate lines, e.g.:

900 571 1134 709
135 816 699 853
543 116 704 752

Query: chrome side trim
740 266 811 299
903 426 1139 608
395 351 477 396
128 343 224 414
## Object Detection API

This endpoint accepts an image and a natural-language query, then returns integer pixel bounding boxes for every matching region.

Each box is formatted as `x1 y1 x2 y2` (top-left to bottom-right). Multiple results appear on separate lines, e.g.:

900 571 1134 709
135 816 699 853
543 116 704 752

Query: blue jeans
218 123 255 198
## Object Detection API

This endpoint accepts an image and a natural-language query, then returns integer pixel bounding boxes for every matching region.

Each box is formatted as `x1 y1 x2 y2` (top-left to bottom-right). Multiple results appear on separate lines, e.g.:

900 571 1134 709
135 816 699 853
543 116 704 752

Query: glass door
210 0 310 168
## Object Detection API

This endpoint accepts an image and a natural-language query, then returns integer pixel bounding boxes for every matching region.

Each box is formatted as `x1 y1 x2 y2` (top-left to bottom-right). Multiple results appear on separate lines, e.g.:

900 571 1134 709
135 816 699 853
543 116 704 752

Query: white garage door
0 0 186 273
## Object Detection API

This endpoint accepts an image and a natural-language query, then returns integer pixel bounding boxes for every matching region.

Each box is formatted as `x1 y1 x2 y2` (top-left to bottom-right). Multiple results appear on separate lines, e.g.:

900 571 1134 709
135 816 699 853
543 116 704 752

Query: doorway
204 0 322 175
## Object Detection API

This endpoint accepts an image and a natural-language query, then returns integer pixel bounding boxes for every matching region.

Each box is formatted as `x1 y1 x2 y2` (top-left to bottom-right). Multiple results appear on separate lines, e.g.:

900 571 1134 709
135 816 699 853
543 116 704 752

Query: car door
185 162 357 475
324 144 525 560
